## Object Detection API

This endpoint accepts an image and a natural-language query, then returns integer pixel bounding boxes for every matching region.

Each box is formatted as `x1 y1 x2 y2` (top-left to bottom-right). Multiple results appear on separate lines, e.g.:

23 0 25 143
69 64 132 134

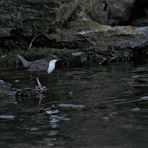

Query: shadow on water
0 63 148 148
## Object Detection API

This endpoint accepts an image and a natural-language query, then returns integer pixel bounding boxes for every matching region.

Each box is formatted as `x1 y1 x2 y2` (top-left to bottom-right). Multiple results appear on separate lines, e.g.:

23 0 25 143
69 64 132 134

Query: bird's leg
36 77 47 93
38 93 44 105
36 77 43 90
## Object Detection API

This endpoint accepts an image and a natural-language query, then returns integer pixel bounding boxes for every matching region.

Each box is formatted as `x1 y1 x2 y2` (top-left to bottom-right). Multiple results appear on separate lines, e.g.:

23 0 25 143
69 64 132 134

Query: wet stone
140 96 148 101
0 115 15 120
131 107 141 112
58 104 85 110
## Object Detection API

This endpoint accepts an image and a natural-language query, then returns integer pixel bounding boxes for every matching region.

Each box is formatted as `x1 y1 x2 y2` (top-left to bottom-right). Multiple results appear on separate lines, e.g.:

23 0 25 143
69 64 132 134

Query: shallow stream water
0 63 148 148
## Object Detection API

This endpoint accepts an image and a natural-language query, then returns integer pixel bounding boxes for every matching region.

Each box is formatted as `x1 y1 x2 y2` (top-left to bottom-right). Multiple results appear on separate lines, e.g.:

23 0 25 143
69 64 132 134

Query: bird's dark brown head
49 54 62 61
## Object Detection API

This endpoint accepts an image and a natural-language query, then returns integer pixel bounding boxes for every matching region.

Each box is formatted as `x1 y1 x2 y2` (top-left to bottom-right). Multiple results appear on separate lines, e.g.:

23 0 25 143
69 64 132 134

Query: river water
0 63 148 148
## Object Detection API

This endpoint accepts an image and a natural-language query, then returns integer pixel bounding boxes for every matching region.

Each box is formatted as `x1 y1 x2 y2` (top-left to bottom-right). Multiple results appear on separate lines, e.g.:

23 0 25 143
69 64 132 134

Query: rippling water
0 63 148 148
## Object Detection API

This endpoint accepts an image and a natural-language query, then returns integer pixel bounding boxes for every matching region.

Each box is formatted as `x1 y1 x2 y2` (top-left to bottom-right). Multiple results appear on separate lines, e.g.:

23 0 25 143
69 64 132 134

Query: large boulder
0 0 148 66
107 0 135 25
0 0 144 38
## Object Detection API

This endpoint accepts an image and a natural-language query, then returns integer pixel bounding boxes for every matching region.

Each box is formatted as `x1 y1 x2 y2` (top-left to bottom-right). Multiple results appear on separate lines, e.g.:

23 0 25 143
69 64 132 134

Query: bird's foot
36 77 47 93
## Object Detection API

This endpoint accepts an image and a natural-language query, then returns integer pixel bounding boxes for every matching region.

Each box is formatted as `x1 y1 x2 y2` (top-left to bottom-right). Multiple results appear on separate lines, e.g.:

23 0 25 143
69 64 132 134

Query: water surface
0 63 148 148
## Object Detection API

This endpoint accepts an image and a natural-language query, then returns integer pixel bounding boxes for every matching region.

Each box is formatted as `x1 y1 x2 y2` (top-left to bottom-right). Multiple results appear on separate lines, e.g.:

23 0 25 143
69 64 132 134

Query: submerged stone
140 96 148 101
131 107 141 112
0 115 15 120
58 104 85 109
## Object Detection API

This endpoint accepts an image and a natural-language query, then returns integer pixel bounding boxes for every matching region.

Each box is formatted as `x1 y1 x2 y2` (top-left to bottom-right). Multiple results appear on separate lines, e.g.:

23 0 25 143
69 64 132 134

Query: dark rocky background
0 0 148 66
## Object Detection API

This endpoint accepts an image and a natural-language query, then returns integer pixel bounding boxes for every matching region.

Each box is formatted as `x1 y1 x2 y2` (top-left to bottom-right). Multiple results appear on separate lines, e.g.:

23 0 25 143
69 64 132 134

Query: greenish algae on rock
0 0 148 67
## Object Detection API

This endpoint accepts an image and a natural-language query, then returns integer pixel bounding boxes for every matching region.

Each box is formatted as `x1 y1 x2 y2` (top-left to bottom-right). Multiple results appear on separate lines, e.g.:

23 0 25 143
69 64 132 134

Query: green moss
0 52 16 67
68 19 101 31
0 47 77 68
79 0 101 15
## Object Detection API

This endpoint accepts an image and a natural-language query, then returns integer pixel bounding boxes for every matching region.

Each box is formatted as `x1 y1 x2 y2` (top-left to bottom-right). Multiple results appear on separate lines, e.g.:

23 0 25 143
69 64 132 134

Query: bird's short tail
17 54 31 68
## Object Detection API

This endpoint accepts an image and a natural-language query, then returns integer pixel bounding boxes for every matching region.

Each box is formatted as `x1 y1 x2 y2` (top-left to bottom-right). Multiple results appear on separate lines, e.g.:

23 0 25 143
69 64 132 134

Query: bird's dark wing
28 59 49 71
17 55 31 68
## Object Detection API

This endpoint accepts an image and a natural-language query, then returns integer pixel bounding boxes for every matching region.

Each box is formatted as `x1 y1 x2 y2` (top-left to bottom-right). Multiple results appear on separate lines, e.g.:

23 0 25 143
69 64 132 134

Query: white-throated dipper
17 54 61 91
17 54 60 72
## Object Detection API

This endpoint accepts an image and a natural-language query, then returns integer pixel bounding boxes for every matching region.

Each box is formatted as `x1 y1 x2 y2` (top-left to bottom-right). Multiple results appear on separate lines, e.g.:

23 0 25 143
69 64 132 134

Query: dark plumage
17 54 59 72
17 54 61 91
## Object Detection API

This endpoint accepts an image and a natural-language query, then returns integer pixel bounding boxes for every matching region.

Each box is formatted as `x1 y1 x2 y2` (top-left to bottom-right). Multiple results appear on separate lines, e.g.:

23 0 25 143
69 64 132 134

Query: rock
107 0 136 25
0 115 15 120
72 51 87 64
114 26 148 49
131 16 148 26
58 104 85 110
14 80 20 83
140 96 148 101
0 80 16 96
0 0 145 42
131 107 141 112
0 0 148 65
0 80 12 88
0 79 47 103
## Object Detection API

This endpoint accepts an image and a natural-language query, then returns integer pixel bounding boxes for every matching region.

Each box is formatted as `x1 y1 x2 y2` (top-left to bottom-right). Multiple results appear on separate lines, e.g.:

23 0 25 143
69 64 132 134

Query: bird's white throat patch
47 59 58 74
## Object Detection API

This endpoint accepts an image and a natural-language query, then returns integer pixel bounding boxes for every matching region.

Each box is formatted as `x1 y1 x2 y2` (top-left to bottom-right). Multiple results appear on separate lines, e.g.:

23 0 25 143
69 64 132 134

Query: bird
17 54 60 72
17 54 61 91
